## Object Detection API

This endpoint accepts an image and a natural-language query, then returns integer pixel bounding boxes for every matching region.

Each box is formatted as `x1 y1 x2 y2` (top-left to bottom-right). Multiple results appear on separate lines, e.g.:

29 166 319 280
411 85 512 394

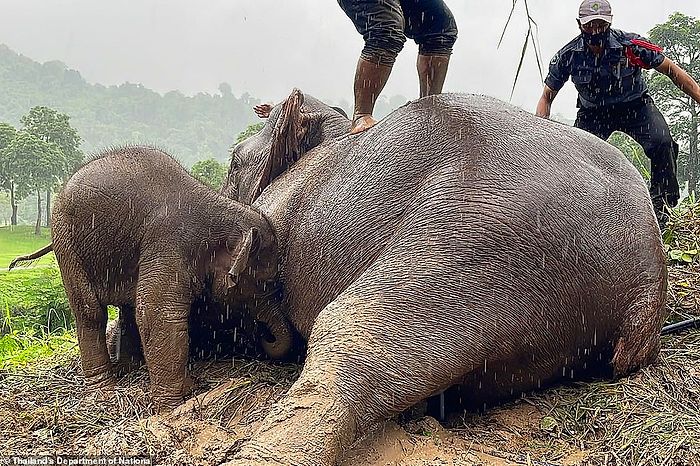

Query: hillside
0 44 259 166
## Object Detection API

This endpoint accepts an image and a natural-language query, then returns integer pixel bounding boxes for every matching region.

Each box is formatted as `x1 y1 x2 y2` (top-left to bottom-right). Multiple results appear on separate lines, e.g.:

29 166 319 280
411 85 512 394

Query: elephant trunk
259 307 293 360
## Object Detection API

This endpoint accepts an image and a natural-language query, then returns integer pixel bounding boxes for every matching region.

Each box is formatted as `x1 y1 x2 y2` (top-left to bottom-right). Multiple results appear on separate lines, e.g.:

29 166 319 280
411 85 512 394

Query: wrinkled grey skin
221 95 350 205
46 147 290 410
218 90 668 466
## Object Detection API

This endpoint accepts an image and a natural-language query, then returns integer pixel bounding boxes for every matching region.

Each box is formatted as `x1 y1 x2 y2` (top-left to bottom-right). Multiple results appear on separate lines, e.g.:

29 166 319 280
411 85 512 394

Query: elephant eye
230 155 241 171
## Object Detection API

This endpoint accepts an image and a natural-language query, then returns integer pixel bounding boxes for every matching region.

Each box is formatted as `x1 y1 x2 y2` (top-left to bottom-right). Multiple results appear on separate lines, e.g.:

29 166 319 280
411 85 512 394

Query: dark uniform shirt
545 29 665 109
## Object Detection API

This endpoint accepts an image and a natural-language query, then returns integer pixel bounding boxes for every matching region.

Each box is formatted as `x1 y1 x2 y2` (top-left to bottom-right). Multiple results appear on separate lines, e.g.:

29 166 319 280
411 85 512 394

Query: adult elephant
10 147 291 410
220 90 668 465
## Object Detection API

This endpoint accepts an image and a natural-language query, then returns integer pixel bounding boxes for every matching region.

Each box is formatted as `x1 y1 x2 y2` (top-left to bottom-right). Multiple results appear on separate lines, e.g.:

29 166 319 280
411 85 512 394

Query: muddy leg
231 374 356 466
59 255 114 391
230 290 477 465
135 273 193 411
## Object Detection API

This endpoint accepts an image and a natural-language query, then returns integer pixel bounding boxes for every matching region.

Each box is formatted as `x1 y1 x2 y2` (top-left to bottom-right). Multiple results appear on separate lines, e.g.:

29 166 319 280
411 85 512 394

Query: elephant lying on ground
10 147 291 410
220 91 668 465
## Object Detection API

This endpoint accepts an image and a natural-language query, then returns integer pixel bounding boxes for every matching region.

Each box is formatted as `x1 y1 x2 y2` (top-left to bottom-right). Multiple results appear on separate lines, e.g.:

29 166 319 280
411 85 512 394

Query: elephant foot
229 380 356 466
84 371 117 402
152 375 195 413
153 395 187 414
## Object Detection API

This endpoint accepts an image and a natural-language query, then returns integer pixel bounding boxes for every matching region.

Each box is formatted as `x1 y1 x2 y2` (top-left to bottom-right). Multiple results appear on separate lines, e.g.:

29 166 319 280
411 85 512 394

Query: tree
608 132 651 181
0 122 19 225
647 13 700 193
3 131 64 234
21 106 83 226
218 82 233 97
191 158 228 191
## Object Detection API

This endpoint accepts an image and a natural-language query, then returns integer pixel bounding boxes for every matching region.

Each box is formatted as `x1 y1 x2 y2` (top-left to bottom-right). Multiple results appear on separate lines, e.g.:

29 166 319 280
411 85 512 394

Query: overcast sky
1 0 698 119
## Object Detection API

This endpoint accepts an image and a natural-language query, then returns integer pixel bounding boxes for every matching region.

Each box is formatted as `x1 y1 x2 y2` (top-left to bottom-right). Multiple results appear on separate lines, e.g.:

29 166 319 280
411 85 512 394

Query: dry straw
1 202 699 464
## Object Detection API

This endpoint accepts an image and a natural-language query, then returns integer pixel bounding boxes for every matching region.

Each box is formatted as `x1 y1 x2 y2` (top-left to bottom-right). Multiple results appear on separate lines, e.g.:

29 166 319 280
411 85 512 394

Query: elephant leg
231 371 356 466
231 282 483 465
59 253 114 391
134 271 193 411
611 279 667 377
106 305 144 376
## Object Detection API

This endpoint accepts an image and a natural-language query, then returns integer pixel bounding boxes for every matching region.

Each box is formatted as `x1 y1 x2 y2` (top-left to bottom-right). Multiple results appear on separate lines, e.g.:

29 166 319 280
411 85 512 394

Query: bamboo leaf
510 28 531 101
498 0 519 49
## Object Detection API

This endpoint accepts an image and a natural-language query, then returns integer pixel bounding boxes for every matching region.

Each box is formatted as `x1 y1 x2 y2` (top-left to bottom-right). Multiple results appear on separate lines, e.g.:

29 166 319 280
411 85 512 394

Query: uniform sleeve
627 34 665 69
544 50 570 91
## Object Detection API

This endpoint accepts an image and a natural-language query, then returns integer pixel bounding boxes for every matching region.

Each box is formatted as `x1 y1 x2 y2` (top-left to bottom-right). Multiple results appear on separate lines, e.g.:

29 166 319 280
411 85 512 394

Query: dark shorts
338 0 458 65
575 95 680 206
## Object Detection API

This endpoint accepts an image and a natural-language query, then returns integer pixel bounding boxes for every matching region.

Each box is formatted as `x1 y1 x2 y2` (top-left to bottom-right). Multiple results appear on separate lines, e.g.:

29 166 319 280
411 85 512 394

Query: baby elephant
12 146 290 410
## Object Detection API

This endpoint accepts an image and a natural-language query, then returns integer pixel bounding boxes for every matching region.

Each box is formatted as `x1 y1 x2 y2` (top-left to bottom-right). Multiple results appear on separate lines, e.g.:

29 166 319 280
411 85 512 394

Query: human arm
535 85 559 119
536 47 570 119
655 57 700 106
254 103 272 119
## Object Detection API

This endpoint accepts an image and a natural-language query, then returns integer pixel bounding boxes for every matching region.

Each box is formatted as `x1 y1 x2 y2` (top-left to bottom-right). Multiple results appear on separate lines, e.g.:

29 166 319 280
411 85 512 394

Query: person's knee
361 34 405 66
416 24 458 56
339 0 406 66
410 3 458 56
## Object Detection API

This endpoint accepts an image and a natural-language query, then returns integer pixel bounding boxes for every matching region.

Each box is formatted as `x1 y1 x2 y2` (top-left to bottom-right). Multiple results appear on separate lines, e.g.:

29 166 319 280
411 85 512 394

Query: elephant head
222 89 350 204
205 206 292 360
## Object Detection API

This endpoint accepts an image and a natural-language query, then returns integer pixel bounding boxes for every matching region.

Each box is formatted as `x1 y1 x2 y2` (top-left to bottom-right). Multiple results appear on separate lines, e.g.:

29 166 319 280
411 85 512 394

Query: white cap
578 0 613 24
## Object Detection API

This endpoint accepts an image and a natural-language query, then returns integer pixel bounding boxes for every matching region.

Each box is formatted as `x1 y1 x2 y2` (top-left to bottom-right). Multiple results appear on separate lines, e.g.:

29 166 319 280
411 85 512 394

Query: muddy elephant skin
47 146 290 410
220 91 668 466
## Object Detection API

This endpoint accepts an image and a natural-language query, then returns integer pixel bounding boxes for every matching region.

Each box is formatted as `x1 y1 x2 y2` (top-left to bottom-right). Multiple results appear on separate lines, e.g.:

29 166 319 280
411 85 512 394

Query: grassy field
0 225 73 369
0 225 54 268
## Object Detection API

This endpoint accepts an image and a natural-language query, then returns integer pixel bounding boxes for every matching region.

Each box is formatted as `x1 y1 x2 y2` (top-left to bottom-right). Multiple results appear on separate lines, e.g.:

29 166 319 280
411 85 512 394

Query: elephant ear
227 228 259 286
251 88 308 200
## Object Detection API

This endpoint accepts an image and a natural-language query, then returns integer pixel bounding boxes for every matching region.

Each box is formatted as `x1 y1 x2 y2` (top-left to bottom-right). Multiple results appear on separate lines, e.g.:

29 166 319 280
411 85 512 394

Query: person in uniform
536 0 700 225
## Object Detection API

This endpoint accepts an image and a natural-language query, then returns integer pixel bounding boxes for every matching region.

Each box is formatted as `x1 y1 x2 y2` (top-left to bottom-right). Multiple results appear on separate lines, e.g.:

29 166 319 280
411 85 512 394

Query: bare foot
350 115 377 134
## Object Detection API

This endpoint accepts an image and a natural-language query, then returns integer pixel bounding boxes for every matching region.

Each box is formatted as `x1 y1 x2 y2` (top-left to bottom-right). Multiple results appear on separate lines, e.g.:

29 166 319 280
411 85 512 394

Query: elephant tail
9 243 54 270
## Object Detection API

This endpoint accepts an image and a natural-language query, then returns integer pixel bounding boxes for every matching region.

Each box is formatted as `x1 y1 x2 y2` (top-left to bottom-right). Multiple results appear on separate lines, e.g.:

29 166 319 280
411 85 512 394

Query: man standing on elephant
338 0 458 134
535 0 700 226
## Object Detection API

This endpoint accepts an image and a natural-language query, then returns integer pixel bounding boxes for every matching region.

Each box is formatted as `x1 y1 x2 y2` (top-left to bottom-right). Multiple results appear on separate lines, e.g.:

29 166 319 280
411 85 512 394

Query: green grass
0 266 72 333
0 329 78 369
0 225 53 268
0 225 73 368
0 226 121 369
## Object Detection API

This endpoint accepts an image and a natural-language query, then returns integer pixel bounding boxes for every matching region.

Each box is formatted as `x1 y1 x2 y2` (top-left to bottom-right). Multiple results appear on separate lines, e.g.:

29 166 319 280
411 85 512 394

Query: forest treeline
1 11 698 224
0 44 260 167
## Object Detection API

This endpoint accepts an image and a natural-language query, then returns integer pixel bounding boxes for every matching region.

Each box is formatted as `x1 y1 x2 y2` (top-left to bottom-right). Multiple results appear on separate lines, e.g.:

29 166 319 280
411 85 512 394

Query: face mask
581 28 610 47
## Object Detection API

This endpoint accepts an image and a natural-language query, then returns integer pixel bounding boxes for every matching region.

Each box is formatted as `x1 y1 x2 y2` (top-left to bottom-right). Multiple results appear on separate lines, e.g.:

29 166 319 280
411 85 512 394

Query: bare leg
350 57 393 134
417 54 450 97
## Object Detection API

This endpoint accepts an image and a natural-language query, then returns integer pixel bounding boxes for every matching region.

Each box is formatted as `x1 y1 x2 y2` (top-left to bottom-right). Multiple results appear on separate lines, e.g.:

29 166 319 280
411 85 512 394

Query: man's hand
535 98 551 119
254 103 272 119
535 85 558 119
